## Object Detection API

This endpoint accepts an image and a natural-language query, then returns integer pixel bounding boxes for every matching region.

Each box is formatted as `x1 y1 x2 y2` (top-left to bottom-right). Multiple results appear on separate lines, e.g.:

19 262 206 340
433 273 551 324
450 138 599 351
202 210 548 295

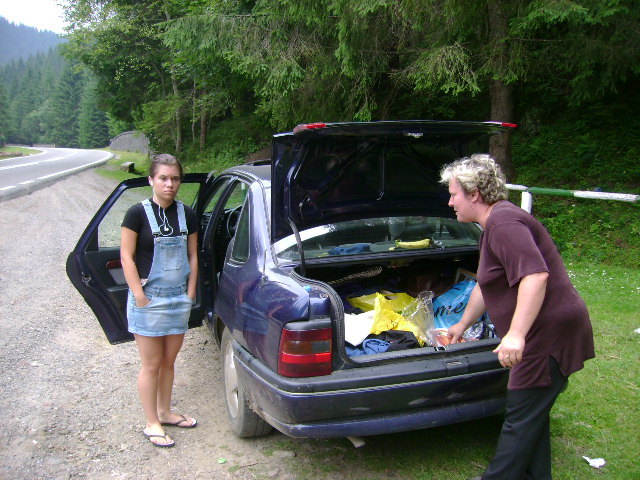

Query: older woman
440 154 594 480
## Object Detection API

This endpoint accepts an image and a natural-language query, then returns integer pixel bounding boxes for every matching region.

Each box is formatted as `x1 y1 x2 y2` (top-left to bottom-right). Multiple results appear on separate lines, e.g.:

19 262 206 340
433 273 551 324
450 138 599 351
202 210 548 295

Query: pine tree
1 48 67 144
47 64 82 147
0 82 9 144
77 75 110 148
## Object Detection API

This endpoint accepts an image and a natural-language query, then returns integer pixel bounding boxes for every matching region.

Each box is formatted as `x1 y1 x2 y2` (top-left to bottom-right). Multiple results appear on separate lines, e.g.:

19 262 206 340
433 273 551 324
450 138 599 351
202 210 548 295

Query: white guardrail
506 184 640 213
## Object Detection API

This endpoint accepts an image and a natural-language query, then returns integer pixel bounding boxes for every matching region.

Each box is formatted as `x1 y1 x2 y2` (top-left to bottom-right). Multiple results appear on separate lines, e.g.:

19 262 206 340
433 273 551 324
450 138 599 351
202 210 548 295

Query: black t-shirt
122 199 199 279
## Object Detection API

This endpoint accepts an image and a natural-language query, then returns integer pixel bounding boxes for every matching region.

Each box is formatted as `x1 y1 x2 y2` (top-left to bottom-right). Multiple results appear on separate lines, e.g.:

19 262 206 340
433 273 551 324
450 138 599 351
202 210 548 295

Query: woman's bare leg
134 334 173 445
156 334 184 422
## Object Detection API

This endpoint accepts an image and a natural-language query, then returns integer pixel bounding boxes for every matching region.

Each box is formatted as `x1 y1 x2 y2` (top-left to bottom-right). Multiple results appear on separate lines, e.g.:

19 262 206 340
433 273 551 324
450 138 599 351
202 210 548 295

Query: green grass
525 197 640 269
0 146 42 158
260 261 639 480
94 149 151 183
551 262 640 479
512 106 640 270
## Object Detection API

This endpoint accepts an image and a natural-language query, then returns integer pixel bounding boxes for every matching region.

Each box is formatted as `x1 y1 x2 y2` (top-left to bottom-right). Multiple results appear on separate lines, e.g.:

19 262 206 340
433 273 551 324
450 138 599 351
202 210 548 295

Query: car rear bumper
262 395 506 438
232 339 508 438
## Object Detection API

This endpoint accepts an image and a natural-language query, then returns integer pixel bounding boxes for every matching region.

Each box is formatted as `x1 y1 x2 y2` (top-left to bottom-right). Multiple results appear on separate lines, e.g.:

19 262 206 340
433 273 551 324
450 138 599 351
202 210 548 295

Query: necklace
153 195 174 236
158 206 173 236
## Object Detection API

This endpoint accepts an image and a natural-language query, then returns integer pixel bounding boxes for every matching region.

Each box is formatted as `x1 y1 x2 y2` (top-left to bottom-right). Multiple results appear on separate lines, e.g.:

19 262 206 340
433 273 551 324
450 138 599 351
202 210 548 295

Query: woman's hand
493 332 525 368
447 283 486 344
135 295 151 308
492 271 548 368
447 321 468 344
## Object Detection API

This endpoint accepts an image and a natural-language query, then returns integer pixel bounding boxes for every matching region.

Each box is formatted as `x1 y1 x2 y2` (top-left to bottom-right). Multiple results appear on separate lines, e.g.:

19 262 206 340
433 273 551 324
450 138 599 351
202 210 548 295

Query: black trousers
481 358 568 480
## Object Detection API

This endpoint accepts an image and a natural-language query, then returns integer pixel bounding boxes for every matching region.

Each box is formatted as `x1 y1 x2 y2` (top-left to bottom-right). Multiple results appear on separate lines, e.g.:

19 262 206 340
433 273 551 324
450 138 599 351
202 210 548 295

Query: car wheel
221 327 272 437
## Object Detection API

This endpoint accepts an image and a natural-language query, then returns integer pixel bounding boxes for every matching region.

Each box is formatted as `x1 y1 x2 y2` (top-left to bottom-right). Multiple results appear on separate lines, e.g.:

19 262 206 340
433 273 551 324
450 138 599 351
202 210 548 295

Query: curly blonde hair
439 154 508 205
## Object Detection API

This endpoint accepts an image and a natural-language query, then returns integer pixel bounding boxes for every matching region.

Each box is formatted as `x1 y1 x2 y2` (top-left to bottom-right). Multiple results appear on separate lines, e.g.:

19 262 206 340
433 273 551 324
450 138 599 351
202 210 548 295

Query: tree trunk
199 108 207 151
487 0 516 181
191 83 197 143
172 76 182 154
165 7 182 155
489 79 515 181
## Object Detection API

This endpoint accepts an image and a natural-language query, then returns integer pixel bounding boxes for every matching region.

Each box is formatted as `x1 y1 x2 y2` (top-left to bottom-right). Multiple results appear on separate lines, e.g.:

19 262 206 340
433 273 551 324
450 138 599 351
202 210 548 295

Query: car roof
221 164 271 184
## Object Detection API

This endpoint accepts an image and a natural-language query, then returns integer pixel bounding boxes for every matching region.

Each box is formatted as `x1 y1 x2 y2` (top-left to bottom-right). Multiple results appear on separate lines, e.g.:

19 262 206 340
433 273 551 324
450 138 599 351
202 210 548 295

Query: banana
395 238 431 249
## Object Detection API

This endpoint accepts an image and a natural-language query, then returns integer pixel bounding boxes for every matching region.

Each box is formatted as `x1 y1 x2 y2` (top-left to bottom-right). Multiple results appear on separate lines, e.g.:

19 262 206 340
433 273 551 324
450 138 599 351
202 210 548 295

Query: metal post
521 191 533 213
506 183 639 211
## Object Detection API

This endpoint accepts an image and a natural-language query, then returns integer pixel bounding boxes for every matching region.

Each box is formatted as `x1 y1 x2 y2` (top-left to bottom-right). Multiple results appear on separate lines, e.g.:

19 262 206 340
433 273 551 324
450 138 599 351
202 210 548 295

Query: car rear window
273 216 481 261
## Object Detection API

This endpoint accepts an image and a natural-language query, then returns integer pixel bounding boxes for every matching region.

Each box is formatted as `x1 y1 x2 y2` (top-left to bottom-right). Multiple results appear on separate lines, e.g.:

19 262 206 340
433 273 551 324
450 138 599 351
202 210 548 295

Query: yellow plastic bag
381 291 415 313
347 293 378 312
371 293 405 333
348 291 415 313
369 293 427 346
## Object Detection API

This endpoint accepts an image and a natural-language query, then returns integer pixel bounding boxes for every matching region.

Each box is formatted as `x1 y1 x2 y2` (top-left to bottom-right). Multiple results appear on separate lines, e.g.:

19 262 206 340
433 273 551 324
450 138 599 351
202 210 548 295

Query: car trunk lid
270 120 513 244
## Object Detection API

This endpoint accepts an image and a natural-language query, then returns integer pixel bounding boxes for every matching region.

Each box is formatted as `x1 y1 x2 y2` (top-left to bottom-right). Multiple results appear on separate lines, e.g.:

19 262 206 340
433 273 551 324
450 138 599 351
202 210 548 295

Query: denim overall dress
127 199 193 337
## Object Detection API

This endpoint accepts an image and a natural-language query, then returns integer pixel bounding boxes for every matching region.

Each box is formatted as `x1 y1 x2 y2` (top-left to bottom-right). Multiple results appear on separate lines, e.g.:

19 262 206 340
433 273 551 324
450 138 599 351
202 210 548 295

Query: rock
119 161 135 173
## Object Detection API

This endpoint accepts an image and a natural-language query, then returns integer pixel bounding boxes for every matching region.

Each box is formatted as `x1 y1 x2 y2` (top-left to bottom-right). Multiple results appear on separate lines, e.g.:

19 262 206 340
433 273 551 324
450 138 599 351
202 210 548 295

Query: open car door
66 174 209 344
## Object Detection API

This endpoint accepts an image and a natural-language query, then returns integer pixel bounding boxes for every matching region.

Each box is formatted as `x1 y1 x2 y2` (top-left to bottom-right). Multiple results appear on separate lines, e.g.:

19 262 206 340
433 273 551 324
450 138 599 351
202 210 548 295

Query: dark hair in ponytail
149 153 183 178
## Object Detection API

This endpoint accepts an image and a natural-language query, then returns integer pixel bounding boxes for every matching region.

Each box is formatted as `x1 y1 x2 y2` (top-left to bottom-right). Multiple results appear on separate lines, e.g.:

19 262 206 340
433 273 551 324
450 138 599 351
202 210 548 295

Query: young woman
121 154 199 447
440 154 594 480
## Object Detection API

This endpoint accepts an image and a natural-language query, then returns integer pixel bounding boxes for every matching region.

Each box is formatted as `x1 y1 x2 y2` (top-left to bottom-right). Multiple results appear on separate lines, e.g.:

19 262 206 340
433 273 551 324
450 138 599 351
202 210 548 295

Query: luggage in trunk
295 254 499 359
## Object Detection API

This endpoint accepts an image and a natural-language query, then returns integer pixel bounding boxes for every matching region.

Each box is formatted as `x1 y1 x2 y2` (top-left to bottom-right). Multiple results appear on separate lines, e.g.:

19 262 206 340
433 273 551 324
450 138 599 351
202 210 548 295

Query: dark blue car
67 120 513 439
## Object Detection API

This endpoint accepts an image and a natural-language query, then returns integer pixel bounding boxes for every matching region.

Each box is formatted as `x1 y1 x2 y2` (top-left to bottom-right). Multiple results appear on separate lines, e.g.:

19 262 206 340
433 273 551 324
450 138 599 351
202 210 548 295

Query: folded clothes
329 243 371 255
345 338 390 357
369 330 420 350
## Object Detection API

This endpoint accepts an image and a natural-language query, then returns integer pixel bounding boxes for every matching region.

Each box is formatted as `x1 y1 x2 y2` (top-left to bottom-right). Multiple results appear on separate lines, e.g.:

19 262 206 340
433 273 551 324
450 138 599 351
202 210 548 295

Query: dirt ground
0 170 338 480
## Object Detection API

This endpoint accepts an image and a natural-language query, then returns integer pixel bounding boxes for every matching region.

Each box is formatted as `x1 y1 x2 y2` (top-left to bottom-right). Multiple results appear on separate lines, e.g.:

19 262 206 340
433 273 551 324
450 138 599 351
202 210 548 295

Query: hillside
0 17 65 66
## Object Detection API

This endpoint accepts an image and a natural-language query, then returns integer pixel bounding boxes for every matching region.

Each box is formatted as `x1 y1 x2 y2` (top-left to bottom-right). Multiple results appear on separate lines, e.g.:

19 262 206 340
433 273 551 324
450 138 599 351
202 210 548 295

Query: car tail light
485 121 518 128
293 122 327 134
278 327 332 377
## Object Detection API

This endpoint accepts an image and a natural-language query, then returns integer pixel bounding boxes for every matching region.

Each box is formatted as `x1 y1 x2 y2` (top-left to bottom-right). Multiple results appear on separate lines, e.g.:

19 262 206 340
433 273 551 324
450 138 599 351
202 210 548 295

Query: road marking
37 157 110 180
0 185 16 191
0 157 64 171
19 180 34 185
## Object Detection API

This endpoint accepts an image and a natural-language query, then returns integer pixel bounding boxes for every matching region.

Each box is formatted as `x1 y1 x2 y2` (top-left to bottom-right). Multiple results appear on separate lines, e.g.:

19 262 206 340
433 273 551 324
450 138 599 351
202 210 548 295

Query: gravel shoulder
0 170 320 480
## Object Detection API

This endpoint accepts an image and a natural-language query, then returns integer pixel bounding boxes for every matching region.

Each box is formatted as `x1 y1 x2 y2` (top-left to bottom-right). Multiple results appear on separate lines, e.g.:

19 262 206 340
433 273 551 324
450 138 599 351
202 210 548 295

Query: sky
0 0 68 34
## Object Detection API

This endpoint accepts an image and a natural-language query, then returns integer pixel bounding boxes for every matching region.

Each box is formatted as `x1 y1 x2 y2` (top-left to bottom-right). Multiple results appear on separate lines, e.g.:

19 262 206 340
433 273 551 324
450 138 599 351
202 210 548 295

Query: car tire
221 327 273 437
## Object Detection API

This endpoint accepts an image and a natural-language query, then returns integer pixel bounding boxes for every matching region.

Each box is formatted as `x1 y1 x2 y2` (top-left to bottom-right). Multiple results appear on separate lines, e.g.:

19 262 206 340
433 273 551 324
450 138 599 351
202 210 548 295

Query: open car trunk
293 252 500 362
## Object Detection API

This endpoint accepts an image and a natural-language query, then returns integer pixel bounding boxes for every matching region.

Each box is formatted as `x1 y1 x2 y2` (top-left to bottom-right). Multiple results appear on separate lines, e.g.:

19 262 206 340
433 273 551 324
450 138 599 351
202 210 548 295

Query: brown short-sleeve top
478 201 595 390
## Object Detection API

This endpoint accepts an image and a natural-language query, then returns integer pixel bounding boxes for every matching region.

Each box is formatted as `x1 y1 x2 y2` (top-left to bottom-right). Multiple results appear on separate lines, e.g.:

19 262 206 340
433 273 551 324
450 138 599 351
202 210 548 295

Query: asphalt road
0 147 113 202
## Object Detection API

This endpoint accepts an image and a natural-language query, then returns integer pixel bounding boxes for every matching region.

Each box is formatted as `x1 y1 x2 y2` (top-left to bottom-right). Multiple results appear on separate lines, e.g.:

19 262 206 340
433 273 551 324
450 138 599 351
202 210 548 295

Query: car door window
224 181 249 211
205 179 250 274
204 177 233 215
98 187 152 248
220 181 249 239
231 205 250 262
200 177 233 232
96 183 202 249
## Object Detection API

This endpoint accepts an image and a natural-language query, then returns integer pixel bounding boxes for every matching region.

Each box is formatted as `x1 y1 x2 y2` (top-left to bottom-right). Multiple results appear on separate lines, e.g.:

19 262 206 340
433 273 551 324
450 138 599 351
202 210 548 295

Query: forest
0 18 114 148
1 1 639 266
54 0 640 177
0 17 64 65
